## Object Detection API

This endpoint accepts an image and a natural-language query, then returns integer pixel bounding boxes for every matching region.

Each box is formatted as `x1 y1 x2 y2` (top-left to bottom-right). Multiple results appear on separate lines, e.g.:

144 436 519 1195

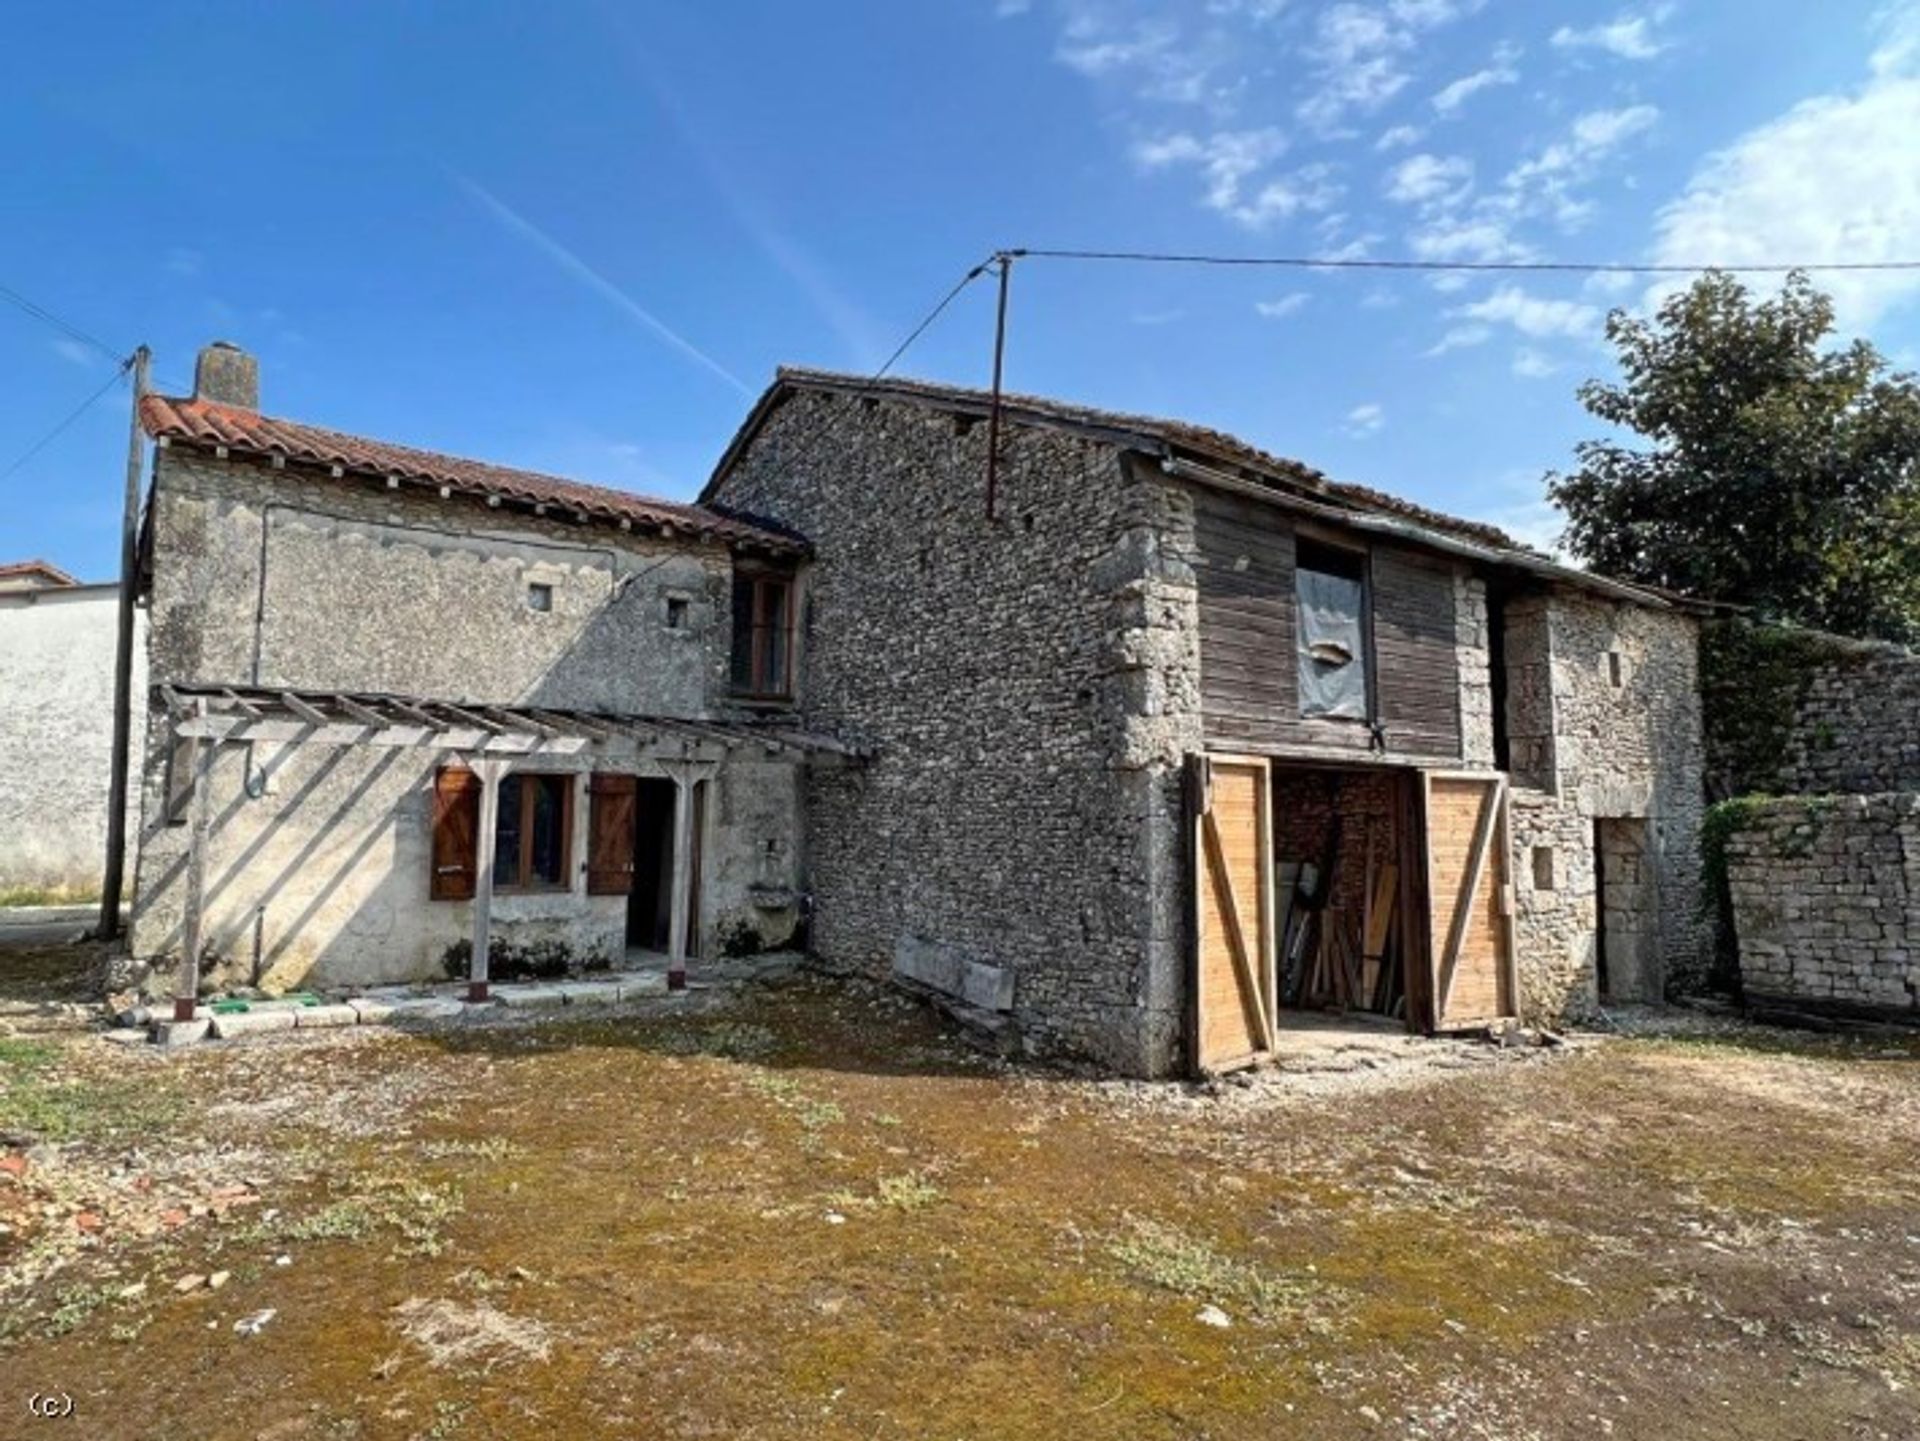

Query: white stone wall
1453 572 1496 769
0 585 145 894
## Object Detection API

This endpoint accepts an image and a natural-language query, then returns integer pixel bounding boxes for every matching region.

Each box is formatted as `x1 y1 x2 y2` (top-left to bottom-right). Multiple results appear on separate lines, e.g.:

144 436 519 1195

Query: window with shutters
730 571 795 700
493 773 573 891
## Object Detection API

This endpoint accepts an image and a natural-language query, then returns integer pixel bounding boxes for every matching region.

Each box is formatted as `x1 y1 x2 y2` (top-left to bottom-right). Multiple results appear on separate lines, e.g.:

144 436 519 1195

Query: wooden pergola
157 683 864 1018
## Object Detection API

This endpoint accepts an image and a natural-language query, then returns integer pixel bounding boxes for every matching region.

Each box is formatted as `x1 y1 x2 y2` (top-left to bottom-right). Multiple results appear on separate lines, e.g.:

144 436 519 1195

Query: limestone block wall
130 448 802 986
0 585 146 895
1501 589 1708 1009
1453 573 1496 769
1779 644 1920 796
1724 794 1919 1016
707 390 1204 1075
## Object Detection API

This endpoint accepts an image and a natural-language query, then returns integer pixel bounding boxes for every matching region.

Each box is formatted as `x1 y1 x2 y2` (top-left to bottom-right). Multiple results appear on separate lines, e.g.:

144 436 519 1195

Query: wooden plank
278 690 330 726
1203 809 1272 1053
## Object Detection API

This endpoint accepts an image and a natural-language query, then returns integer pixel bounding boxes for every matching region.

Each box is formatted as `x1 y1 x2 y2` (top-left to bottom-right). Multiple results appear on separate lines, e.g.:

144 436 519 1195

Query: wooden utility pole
99 346 150 941
983 254 1012 522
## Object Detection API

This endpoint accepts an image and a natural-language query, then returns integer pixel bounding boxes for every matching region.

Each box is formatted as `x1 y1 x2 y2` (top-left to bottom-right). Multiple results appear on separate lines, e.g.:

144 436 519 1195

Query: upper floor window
731 572 794 699
1295 537 1369 720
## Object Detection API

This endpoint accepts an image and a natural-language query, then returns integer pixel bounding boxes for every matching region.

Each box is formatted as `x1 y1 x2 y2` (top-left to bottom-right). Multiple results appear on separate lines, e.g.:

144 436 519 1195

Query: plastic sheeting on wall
1296 566 1367 718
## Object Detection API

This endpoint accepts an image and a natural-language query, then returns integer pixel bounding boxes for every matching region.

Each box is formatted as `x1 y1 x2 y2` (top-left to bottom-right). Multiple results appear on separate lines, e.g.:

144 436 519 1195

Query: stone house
127 344 840 1001
705 369 1710 1074
126 344 1710 1075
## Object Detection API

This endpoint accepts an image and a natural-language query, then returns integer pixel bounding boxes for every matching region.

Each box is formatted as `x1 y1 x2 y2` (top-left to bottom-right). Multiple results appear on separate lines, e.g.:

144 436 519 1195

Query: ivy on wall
1699 620 1857 799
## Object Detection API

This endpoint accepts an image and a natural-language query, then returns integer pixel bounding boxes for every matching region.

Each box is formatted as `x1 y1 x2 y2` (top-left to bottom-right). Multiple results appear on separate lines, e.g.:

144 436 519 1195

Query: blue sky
4 1 1917 579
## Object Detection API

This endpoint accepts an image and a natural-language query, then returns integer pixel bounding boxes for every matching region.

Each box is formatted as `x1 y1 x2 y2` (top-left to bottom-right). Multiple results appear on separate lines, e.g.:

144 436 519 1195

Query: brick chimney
194 340 258 410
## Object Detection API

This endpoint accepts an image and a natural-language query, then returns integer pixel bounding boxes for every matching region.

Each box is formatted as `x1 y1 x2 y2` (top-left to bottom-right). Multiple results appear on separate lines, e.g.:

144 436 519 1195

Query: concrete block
495 986 567 1009
556 980 621 1005
293 1003 361 1029
347 997 397 1024
154 1017 210 1047
209 1009 298 1039
895 936 1013 1013
617 973 669 1000
384 997 470 1021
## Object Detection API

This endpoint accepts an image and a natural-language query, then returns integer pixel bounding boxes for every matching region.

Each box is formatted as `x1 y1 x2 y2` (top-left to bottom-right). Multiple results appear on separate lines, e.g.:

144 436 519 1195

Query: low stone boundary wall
1723 794 1919 1018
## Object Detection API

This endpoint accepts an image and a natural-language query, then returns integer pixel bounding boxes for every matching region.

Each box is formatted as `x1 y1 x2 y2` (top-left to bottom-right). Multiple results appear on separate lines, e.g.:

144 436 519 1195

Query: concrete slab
293 1003 360 1029
556 981 621 1005
383 997 469 1020
346 997 398 1024
101 1027 151 1046
210 1010 298 1040
495 986 567 1009
617 973 670 1000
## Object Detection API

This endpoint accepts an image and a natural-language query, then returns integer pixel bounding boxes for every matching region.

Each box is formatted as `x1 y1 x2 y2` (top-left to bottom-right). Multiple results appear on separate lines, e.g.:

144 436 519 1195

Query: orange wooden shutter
1191 754 1275 1073
1423 773 1516 1028
431 767 481 900
586 773 638 895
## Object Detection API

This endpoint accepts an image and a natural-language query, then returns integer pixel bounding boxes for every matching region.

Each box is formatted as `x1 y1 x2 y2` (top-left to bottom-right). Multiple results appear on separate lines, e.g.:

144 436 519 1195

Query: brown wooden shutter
1422 772 1516 1028
1191 754 1275 1074
431 767 481 900
586 773 638 895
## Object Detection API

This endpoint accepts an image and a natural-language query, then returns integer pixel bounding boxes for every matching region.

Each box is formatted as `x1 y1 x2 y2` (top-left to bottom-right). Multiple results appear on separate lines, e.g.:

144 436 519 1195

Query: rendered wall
0 586 145 895
129 448 801 991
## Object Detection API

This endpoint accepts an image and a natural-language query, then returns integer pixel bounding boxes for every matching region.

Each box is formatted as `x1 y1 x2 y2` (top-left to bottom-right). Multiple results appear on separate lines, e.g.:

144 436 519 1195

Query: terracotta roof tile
0 558 80 586
140 395 805 553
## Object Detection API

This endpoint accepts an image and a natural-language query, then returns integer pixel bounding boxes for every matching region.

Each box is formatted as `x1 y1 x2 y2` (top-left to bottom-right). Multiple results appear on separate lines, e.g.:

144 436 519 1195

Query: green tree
1549 270 1920 644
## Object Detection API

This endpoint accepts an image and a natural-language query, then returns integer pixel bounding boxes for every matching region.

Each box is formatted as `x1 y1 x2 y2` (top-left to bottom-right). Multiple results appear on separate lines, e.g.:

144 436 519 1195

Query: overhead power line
0 281 127 366
0 359 132 482
1006 247 1920 275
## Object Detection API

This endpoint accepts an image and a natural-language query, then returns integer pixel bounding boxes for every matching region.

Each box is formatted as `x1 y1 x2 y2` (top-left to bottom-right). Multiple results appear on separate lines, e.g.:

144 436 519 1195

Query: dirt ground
3 938 1919 1441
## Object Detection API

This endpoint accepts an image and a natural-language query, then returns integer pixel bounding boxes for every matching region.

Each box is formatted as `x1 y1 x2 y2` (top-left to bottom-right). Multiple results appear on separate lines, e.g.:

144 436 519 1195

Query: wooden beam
278 691 330 726
174 730 215 1022
485 706 555 736
332 693 390 727
218 688 266 719
435 701 507 733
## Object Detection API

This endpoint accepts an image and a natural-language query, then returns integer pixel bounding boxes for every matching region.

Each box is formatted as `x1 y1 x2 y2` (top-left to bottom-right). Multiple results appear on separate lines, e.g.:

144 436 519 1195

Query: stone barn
705 369 1711 1075
126 345 1711 1076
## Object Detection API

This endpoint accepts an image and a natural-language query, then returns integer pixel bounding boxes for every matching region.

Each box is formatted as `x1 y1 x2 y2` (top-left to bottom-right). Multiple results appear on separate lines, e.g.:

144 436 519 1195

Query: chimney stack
194 341 258 411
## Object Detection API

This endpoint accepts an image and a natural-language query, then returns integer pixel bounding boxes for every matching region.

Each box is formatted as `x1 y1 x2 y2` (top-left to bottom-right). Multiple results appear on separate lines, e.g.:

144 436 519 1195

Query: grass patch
744 1071 843 1130
243 1176 463 1256
418 1136 521 1163
0 883 98 908
0 1059 184 1146
1107 1217 1337 1326
877 1170 942 1211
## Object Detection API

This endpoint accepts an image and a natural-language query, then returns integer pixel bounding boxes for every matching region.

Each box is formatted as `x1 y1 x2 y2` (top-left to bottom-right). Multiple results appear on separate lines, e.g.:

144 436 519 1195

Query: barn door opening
1190 754 1275 1073
1421 772 1516 1030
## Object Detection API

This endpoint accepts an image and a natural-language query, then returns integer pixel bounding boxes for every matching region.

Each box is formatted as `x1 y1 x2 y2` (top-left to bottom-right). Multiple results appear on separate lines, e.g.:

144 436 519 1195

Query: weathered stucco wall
0 586 146 894
708 392 1204 1075
1724 793 1919 1017
1504 589 1707 1016
129 448 802 989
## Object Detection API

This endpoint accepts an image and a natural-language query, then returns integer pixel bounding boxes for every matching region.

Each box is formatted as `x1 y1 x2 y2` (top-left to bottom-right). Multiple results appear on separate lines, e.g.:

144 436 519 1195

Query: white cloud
1344 401 1386 436
1454 285 1600 340
1255 292 1311 318
1508 105 1659 187
1130 307 1188 325
1551 9 1670 62
1375 123 1424 150
1432 44 1521 114
50 338 94 366
1512 347 1561 378
1649 13 1920 328
1384 152 1474 206
1134 129 1340 226
1425 323 1492 355
1408 215 1532 263
995 0 1032 15
1296 0 1481 133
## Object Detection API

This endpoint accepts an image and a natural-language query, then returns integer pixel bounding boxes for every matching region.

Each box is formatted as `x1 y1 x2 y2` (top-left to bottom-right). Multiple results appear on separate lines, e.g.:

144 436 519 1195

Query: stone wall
130 448 802 990
1503 588 1708 1010
1778 642 1920 796
1453 572 1496 769
1723 794 1919 1017
708 391 1203 1074
0 586 146 895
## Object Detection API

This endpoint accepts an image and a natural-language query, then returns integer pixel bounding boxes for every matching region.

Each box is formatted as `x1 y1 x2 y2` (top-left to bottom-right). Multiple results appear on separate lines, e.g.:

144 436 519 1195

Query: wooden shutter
1422 772 1516 1028
1191 754 1275 1073
431 767 481 900
586 773 638 895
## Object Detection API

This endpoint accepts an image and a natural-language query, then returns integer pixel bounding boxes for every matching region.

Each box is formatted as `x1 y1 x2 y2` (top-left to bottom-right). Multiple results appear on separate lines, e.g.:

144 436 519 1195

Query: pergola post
174 726 215 1022
662 760 718 992
467 757 511 1003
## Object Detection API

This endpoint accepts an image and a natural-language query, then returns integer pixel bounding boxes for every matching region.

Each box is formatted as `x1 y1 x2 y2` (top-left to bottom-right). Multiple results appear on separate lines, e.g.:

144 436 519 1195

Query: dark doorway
627 779 678 952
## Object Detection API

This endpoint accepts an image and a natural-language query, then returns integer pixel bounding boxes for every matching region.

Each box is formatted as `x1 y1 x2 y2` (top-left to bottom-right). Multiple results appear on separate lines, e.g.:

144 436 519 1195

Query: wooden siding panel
1195 758 1272 1070
1193 486 1465 761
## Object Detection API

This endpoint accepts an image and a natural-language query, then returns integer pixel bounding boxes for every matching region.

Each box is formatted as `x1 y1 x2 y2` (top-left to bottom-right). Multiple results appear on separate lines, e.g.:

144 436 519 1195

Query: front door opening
1593 816 1655 1003
627 778 679 954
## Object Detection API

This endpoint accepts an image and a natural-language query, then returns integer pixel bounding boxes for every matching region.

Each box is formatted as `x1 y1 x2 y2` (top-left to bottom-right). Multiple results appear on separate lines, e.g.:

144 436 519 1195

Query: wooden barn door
1191 754 1275 1073
1421 772 1517 1029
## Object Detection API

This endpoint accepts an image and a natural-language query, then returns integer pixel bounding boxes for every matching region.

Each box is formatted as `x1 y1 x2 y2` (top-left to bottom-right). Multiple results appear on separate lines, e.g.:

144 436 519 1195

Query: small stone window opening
527 582 554 613
1532 845 1558 891
1607 650 1624 688
665 596 689 630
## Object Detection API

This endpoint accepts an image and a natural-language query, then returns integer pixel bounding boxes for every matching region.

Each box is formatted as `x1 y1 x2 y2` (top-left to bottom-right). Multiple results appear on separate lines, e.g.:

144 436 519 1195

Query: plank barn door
1421 772 1517 1029
1191 754 1275 1073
